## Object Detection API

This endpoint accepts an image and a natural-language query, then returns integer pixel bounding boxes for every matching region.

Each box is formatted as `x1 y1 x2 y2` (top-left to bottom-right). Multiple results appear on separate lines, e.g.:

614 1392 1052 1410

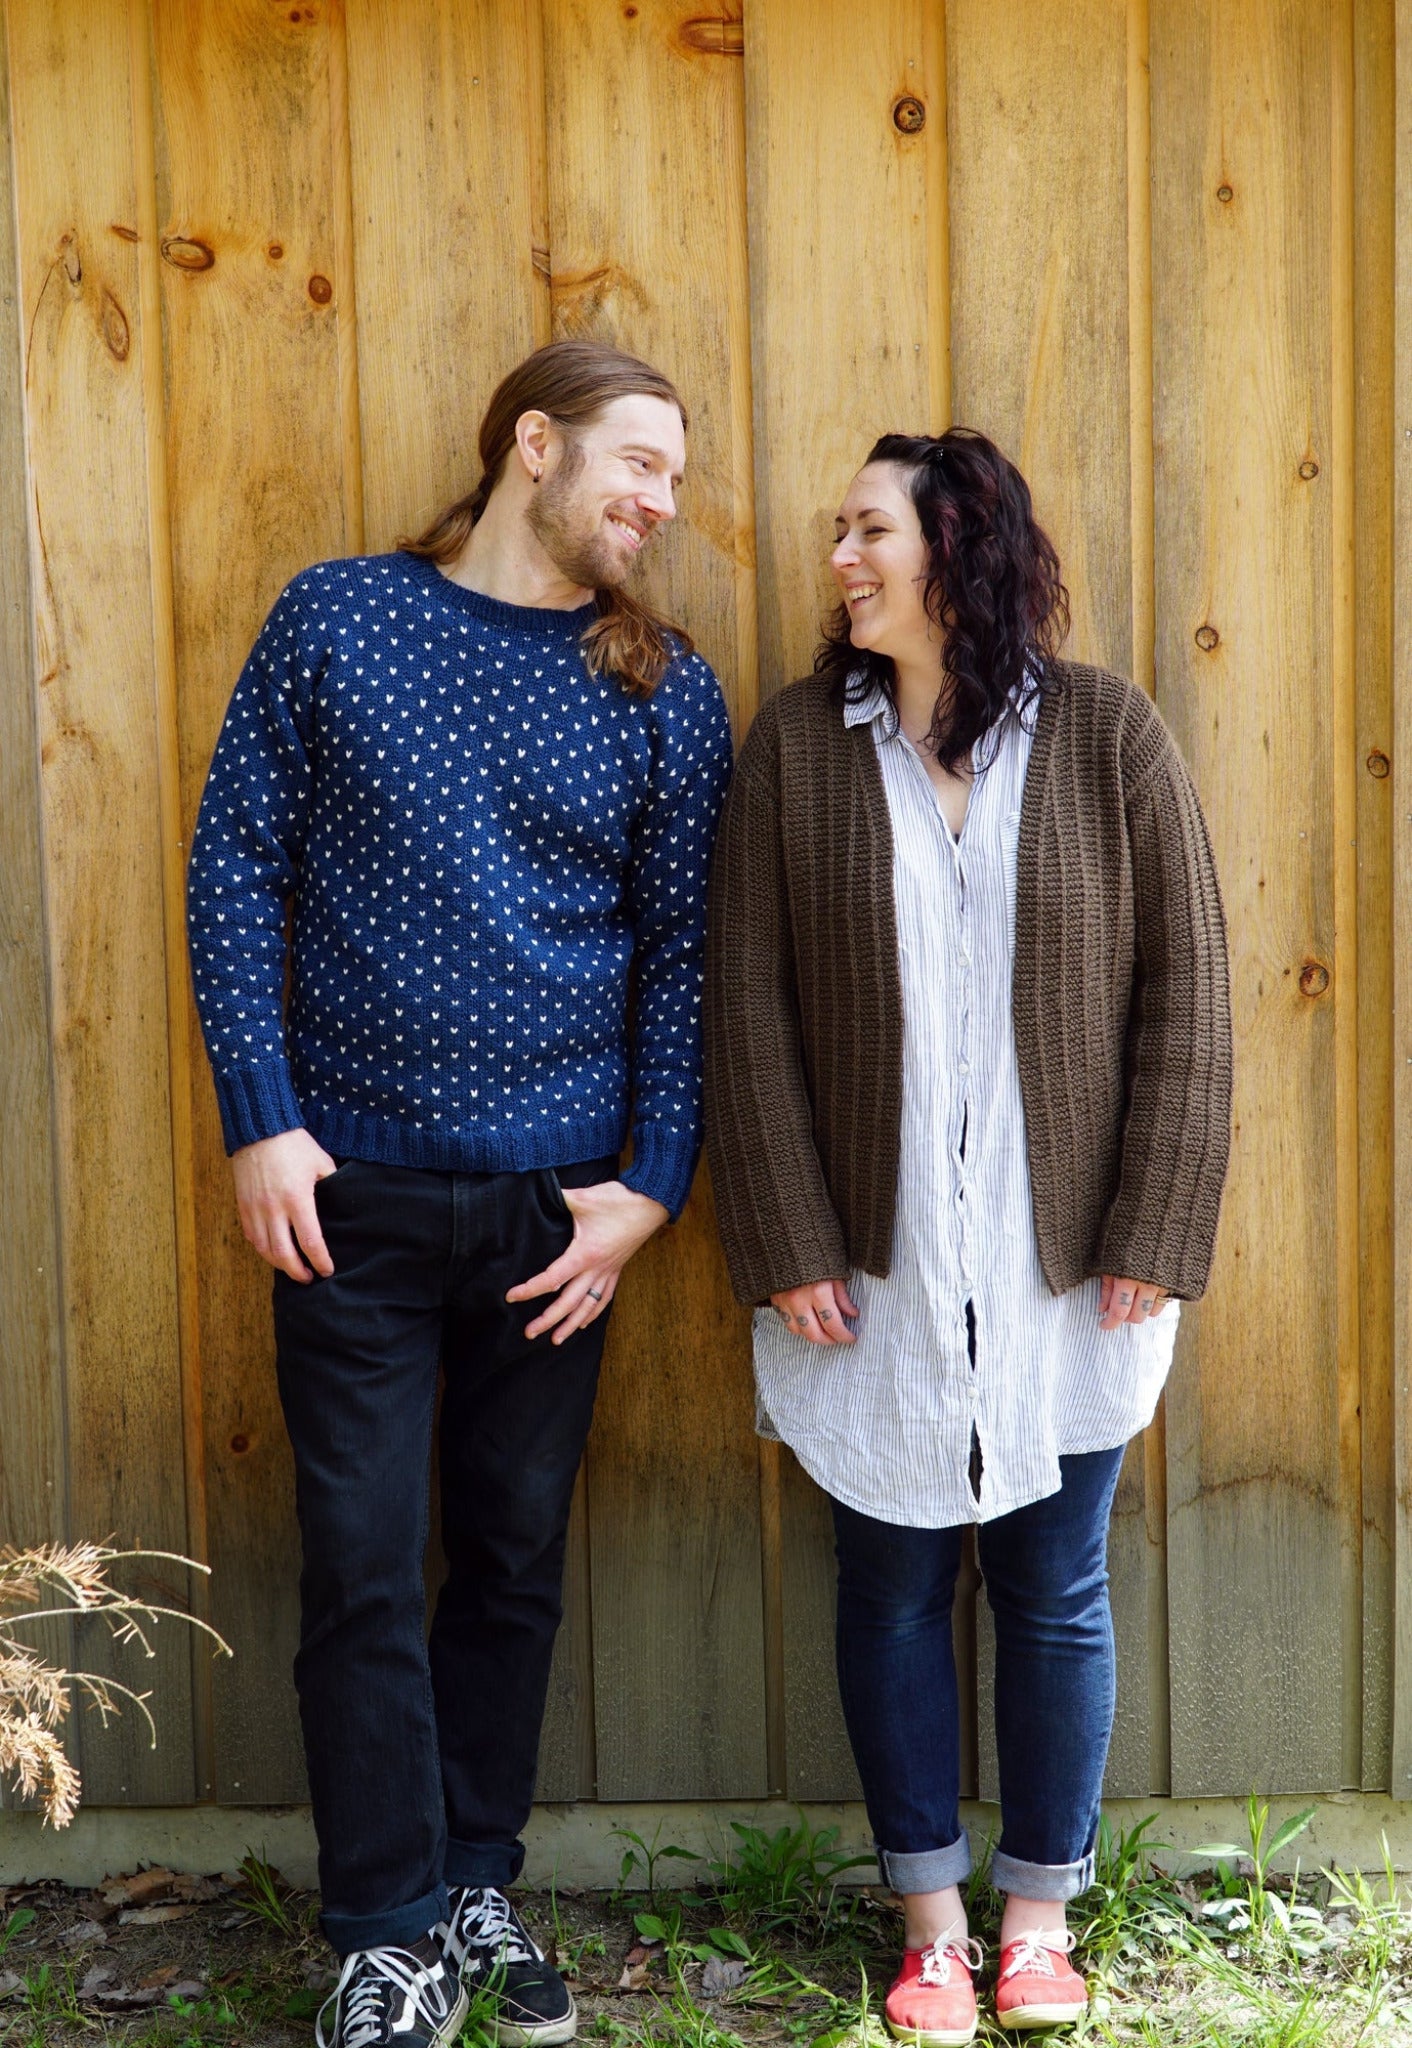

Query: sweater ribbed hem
619 1122 700 1220
214 1062 306 1152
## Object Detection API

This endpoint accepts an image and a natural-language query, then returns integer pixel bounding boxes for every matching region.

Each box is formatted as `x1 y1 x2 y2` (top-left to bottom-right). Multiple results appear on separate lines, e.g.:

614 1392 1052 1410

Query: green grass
3 1809 1408 2047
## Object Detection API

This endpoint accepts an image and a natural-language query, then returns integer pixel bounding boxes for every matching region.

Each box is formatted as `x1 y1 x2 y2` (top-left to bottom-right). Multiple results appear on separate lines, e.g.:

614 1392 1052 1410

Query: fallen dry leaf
118 1904 194 1928
617 1962 653 1992
100 1868 177 1910
700 1956 748 1998
57 1919 107 1950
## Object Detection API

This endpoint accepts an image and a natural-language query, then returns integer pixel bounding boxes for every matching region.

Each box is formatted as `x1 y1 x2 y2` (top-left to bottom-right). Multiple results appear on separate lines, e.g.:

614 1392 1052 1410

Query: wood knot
1298 961 1330 998
109 223 139 243
308 273 333 304
893 94 927 133
531 244 551 283
1366 749 1390 779
1297 458 1319 480
1194 623 1219 652
229 1434 251 1455
267 242 284 261
1216 183 1234 203
100 290 130 362
679 16 743 54
161 235 215 272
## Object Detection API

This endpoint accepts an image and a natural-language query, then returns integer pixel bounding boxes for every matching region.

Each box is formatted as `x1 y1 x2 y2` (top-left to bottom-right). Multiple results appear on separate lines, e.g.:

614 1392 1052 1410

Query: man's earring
533 468 542 484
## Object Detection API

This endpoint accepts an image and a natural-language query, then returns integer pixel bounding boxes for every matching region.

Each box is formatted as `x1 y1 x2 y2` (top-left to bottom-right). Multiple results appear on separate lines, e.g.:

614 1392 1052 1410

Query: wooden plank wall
0 0 1403 1817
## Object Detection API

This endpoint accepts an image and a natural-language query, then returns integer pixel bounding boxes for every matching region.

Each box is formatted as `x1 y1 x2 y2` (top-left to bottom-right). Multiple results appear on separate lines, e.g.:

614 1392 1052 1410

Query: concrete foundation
1 1795 1408 1892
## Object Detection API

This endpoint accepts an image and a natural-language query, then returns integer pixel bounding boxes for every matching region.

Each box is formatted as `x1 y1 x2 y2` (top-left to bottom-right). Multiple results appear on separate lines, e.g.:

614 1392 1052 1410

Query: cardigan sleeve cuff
620 1121 699 1222
212 1061 306 1154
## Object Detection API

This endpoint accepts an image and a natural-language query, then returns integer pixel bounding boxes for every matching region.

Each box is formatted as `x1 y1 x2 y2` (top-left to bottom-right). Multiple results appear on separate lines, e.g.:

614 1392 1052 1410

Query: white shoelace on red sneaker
917 1935 985 1986
998 1930 1076 1983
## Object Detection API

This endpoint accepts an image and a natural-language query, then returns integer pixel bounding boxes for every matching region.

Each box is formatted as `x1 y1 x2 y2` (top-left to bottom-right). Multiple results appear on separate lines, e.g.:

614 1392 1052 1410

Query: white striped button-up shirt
751 681 1177 1528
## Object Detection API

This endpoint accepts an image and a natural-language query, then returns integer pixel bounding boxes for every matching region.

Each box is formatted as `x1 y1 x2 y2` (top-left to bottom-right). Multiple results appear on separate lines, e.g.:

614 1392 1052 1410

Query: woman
705 430 1230 2041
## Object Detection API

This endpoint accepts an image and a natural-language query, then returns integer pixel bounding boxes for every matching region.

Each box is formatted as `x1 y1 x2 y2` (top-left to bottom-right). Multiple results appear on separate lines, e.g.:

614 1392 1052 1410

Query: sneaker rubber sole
997 2000 1086 2029
490 2011 577 2047
885 2019 977 2046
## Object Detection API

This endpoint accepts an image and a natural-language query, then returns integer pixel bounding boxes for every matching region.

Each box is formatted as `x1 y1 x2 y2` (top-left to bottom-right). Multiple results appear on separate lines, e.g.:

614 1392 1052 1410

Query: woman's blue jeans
830 1446 1126 1902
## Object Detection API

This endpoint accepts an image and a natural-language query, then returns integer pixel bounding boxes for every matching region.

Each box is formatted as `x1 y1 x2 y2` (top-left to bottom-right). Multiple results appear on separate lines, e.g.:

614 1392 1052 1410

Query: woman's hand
508 1180 668 1344
1099 1275 1169 1329
770 1278 860 1346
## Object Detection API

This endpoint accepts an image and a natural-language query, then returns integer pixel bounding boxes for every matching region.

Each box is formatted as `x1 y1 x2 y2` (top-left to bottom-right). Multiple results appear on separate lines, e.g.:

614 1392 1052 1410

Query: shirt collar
840 663 1044 735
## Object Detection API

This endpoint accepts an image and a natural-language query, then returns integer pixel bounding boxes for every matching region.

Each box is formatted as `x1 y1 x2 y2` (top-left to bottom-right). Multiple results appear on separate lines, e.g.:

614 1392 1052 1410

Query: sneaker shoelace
328 1946 443 2048
917 1934 985 1986
454 1887 540 1969
999 1930 1076 1983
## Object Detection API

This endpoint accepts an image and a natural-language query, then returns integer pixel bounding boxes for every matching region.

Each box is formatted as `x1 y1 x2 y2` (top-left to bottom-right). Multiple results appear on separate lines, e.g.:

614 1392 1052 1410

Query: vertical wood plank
1354 0 1396 1793
947 0 1133 676
343 0 586 1796
0 9 71 1789
1153 0 1343 1792
948 0 1154 1801
152 0 350 1801
745 0 950 1806
347 3 545 553
5 0 194 1803
539 0 765 1797
1391 0 1412 1801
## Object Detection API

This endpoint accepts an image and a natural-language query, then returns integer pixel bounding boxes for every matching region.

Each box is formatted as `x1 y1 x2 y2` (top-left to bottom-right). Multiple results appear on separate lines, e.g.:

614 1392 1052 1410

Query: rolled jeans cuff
444 1835 526 1890
990 1845 1095 1903
320 1880 449 1958
877 1829 972 1895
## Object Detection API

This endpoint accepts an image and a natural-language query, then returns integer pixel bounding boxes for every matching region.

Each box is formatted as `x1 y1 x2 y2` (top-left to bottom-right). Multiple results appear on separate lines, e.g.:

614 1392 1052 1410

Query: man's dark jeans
273 1153 617 1955
830 1447 1126 1903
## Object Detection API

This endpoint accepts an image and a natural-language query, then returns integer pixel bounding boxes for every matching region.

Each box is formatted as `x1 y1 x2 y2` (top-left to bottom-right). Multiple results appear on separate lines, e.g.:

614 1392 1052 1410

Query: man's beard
526 438 631 591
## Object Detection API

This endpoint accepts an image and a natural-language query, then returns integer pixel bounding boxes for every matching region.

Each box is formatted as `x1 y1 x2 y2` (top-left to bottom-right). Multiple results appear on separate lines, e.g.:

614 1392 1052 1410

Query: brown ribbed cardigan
704 659 1232 1309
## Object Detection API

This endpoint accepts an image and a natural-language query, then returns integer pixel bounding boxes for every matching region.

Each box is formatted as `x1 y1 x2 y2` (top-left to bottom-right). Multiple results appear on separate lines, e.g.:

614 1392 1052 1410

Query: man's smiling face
526 392 685 591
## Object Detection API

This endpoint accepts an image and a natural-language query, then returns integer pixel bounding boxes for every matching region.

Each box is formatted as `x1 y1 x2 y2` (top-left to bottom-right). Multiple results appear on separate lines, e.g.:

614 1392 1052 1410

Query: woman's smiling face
829 462 934 660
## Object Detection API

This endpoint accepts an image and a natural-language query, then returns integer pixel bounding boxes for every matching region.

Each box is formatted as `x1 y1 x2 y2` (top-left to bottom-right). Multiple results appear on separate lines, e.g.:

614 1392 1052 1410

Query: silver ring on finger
586 1287 603 1303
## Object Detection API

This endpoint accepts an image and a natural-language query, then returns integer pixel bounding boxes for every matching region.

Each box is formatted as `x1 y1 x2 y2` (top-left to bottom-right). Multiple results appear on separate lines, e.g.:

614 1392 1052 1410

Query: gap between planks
127 0 213 1802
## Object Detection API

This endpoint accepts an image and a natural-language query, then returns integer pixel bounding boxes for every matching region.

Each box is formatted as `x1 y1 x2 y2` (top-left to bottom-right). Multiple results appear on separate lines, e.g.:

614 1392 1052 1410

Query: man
187 341 733 2048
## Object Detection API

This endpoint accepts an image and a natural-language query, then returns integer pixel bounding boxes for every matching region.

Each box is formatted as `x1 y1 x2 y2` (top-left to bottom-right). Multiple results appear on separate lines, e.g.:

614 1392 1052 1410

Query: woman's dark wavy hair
815 428 1069 773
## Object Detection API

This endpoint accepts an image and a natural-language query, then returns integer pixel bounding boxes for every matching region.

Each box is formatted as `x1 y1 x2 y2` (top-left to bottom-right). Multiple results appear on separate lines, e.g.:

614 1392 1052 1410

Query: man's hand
508 1181 668 1344
1098 1274 1169 1329
232 1128 338 1283
769 1278 860 1346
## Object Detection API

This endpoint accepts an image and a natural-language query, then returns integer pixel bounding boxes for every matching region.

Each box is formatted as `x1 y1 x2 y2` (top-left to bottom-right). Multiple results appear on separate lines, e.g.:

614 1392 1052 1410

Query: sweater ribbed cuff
620 1123 698 1222
212 1061 306 1154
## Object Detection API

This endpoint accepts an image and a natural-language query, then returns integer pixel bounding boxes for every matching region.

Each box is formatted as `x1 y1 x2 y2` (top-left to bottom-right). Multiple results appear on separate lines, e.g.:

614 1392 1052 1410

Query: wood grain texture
947 0 1133 676
6 0 193 1803
345 1 544 552
949 0 1155 1800
1353 0 1395 1793
1152 0 1343 1793
0 9 72 1809
1391 0 1412 1802
745 0 945 696
538 0 764 1797
152 0 350 1802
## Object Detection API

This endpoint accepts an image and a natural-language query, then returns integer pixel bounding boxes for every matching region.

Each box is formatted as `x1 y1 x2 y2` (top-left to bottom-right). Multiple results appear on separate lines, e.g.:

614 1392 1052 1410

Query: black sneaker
436 1886 577 2045
315 1941 468 2048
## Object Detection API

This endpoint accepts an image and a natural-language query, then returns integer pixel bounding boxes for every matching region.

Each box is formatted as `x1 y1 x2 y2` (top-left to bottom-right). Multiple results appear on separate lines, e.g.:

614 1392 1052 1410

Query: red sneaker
884 1936 983 2045
995 1931 1088 2029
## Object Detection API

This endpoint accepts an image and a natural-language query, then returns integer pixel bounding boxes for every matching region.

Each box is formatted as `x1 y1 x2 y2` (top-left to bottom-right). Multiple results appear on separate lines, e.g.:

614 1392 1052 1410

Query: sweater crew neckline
396 548 597 644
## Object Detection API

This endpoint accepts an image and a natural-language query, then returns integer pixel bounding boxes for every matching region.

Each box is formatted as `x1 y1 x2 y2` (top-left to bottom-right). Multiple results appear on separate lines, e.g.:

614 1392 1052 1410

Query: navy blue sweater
187 551 734 1218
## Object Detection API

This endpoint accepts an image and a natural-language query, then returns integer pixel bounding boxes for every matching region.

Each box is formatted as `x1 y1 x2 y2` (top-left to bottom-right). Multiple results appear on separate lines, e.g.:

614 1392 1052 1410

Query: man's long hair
815 428 1069 771
401 340 692 697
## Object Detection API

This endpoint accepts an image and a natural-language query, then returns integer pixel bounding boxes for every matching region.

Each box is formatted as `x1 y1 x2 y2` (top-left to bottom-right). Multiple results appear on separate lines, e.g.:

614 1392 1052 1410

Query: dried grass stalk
0 1542 231 1828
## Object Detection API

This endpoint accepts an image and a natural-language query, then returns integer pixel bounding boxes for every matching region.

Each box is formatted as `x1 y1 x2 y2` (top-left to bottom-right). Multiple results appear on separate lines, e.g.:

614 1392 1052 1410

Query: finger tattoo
819 1309 832 1322
795 1315 810 1328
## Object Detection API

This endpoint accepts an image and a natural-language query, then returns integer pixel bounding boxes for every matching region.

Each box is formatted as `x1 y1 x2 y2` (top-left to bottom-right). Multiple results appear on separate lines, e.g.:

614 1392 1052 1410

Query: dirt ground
0 1866 872 2046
